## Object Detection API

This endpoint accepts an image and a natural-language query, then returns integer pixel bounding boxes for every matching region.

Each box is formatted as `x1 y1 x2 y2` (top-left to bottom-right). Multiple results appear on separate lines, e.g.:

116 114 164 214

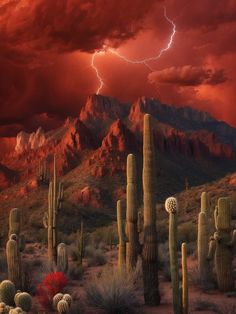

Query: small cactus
165 197 181 314
57 243 68 273
0 280 16 306
62 294 72 307
8 209 21 237
57 300 69 314
15 292 32 312
53 293 63 310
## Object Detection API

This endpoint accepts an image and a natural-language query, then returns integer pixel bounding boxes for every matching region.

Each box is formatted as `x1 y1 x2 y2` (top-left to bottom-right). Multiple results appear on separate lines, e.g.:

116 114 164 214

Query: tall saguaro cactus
208 197 236 291
43 155 64 269
141 114 160 306
197 192 213 289
165 197 181 314
77 220 85 266
117 200 126 271
126 154 139 271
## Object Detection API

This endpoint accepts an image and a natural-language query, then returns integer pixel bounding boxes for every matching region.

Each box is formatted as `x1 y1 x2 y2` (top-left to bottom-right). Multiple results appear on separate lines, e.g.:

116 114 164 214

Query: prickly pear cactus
0 281 16 306
15 292 32 312
208 197 236 291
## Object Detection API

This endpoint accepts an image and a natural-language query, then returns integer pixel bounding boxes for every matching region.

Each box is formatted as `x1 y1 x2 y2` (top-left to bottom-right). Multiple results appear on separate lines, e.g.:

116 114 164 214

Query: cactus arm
43 212 48 228
207 237 216 260
226 229 236 247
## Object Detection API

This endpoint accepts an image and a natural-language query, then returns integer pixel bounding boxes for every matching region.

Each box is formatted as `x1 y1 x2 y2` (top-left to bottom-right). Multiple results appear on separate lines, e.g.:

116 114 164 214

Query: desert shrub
91 225 118 249
87 247 107 267
86 268 140 314
217 303 236 314
193 298 218 312
24 245 35 254
37 272 69 310
69 264 84 280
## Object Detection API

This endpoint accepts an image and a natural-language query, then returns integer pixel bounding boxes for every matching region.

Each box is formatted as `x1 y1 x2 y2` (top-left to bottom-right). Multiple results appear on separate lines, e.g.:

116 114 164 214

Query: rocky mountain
0 94 235 205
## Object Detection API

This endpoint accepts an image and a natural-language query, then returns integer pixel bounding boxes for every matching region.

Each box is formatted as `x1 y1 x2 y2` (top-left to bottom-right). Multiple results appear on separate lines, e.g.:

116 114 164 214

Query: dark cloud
0 0 157 62
148 65 227 86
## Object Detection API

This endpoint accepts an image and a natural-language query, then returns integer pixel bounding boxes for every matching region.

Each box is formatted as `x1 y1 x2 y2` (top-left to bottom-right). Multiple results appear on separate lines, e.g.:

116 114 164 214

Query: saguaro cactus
197 192 213 289
141 114 160 305
57 243 68 273
165 197 181 314
6 238 21 288
126 154 140 271
43 155 64 269
117 200 126 270
181 243 188 314
208 197 236 291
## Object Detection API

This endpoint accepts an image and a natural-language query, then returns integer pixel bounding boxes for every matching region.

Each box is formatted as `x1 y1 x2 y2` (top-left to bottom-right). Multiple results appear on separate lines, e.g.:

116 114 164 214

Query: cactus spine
117 200 126 270
208 197 236 291
0 280 16 306
43 155 64 269
57 243 68 273
141 114 160 305
126 154 139 271
197 192 213 289
165 197 181 314
181 243 188 314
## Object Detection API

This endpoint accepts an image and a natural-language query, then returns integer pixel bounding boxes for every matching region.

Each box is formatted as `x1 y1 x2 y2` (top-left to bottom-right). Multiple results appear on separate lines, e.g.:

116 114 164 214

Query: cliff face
0 94 235 192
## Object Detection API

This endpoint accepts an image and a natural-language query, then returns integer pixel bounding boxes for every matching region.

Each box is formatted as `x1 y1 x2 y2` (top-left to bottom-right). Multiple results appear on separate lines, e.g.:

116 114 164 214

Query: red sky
0 0 236 136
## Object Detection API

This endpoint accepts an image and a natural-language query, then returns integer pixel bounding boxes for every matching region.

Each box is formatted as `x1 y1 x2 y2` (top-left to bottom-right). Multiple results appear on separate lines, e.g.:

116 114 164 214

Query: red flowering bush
37 272 68 309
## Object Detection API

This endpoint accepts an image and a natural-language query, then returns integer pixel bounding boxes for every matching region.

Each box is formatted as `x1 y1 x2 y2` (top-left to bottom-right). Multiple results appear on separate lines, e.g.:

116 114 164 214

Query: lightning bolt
91 6 176 94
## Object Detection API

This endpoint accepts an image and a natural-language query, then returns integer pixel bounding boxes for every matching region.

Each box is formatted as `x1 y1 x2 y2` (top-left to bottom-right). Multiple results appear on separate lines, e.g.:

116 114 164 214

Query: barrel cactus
0 281 16 306
57 243 68 273
53 293 64 310
57 300 69 314
62 294 72 307
15 293 32 312
165 197 181 314
208 197 236 291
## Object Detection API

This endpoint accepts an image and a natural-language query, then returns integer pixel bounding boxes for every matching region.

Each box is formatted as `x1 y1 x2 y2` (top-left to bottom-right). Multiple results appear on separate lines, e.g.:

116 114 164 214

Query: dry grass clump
85 268 140 314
